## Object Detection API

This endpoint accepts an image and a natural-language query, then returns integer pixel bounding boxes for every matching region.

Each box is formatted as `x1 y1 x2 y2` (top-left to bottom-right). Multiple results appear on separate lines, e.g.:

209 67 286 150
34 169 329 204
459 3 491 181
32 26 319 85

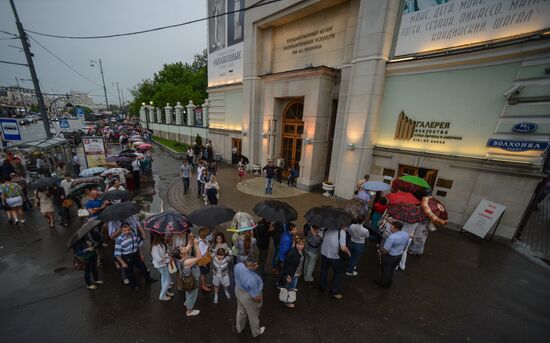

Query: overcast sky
0 0 207 105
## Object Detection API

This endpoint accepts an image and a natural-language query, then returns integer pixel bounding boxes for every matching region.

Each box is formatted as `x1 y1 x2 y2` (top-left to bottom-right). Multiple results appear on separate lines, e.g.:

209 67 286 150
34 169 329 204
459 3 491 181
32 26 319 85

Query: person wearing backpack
173 233 202 317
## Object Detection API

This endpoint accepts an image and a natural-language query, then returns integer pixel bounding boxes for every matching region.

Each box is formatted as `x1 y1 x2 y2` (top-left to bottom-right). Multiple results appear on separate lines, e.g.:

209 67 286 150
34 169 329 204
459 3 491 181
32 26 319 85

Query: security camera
503 84 523 98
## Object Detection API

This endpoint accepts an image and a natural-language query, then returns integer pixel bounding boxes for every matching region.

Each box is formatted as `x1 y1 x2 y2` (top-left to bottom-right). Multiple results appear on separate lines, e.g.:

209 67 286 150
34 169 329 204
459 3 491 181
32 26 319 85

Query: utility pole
14 77 28 115
10 0 52 138
91 59 109 111
112 81 122 111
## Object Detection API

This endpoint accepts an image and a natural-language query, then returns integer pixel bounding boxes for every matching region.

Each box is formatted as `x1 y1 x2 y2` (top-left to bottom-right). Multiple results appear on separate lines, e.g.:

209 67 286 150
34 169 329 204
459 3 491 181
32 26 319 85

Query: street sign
59 120 70 129
487 138 548 152
75 107 84 118
0 118 22 141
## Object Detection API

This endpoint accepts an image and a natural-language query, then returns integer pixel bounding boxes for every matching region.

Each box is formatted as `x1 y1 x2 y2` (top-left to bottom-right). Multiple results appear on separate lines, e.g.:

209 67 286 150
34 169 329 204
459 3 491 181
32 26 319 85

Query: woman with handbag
35 187 55 228
173 233 202 317
198 228 213 292
279 235 305 309
1 177 25 224
151 234 174 301
204 175 220 205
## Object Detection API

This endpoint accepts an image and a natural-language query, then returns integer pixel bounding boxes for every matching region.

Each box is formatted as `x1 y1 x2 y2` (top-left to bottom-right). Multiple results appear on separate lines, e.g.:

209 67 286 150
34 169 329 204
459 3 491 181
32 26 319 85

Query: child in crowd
211 248 231 304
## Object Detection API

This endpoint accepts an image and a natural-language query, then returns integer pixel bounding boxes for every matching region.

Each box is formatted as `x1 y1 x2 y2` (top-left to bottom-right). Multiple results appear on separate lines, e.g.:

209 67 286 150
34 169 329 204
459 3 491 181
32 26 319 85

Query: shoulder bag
279 286 297 303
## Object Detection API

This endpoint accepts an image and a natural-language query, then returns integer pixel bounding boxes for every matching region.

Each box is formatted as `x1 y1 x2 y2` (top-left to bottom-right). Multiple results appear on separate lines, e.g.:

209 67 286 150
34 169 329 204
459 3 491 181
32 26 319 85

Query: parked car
19 117 33 125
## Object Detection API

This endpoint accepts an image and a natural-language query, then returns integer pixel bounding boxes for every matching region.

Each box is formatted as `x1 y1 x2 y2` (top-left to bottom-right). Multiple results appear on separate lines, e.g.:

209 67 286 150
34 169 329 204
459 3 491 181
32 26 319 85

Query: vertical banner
208 0 244 87
82 136 106 168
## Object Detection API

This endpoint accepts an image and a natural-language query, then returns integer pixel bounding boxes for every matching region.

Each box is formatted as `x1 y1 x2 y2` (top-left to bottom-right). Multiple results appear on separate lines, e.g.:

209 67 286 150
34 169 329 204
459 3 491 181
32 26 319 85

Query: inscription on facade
283 26 336 55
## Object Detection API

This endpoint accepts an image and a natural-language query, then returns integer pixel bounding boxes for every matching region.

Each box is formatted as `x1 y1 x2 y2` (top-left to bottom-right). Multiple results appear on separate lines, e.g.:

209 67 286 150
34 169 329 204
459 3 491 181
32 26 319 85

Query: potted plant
252 163 262 175
322 181 335 196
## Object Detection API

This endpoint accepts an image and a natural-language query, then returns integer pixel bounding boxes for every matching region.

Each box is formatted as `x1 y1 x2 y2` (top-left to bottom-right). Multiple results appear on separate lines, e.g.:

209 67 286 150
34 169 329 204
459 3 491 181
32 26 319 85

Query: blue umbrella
361 180 390 192
79 167 106 177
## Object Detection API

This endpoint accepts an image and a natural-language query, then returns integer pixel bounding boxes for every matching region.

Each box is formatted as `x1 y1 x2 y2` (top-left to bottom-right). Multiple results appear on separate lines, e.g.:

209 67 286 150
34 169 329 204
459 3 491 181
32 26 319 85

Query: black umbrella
188 206 236 227
239 154 249 164
29 177 56 190
119 149 136 155
304 206 354 230
100 190 131 202
106 156 132 163
97 202 140 222
143 212 192 234
253 200 297 223
119 153 137 158
67 183 98 199
66 219 102 250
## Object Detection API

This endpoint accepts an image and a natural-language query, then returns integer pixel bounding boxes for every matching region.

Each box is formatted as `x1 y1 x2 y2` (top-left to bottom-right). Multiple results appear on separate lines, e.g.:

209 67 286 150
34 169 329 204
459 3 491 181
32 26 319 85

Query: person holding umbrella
377 221 409 289
319 225 350 299
151 233 174 301
73 233 103 290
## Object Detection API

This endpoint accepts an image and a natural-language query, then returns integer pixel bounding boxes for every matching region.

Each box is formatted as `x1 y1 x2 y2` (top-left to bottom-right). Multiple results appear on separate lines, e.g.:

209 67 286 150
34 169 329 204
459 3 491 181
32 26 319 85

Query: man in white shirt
319 226 351 300
60 175 72 195
196 161 205 198
131 158 141 190
71 153 81 176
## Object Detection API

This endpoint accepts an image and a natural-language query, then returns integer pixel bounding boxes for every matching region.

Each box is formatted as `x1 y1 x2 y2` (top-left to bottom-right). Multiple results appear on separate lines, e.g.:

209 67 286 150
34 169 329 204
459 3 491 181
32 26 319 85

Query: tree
128 49 207 116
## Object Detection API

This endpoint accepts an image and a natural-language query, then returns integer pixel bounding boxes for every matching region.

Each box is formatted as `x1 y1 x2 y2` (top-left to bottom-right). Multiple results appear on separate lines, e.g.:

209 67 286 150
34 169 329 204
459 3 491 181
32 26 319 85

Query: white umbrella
227 212 257 232
361 180 391 192
101 168 130 176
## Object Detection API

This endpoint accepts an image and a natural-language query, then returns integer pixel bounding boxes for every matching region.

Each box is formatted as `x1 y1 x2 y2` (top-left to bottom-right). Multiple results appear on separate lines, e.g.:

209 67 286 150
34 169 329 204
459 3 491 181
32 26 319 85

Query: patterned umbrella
143 212 192 234
253 200 297 223
189 206 236 227
101 168 129 176
387 203 426 224
79 167 106 177
304 206 354 230
227 212 257 232
421 196 448 226
385 192 420 205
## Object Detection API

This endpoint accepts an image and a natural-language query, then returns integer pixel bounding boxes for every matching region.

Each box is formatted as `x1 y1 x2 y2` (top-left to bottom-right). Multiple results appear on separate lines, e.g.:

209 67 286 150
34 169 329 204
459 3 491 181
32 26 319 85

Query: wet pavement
1 146 550 342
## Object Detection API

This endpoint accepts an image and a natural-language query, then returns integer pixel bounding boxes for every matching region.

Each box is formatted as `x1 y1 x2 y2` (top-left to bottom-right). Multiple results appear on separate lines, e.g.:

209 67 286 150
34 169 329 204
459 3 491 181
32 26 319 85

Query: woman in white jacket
151 234 174 301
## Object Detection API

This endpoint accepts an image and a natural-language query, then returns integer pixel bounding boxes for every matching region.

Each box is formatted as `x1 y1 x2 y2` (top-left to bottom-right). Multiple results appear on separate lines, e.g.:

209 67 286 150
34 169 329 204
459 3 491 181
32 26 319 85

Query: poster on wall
462 199 506 238
395 0 550 56
82 136 106 168
208 0 244 87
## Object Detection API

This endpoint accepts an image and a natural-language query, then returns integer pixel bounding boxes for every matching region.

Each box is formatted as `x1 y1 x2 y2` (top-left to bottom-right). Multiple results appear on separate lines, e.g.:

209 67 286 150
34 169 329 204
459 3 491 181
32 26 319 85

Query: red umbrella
138 143 152 150
421 196 448 226
386 192 420 205
387 203 426 223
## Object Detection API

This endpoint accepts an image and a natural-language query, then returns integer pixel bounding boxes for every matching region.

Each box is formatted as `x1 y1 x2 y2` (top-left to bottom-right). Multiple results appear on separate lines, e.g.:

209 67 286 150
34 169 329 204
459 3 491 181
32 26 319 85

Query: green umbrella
399 175 431 189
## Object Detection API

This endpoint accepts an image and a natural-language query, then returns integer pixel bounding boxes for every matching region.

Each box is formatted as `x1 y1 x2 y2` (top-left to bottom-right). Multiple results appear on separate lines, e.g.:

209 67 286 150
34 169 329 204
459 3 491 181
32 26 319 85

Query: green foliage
195 133 202 147
153 136 189 153
128 49 207 116
30 104 40 113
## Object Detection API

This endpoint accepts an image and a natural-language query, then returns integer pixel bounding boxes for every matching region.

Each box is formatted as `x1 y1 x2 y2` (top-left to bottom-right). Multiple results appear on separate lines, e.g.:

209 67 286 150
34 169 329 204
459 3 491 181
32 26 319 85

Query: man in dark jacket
255 219 271 276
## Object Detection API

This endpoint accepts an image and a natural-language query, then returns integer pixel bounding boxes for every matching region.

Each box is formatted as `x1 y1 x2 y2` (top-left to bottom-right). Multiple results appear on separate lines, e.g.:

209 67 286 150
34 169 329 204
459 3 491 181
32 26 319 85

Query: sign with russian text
395 0 550 56
463 199 506 238
82 136 106 168
486 138 548 152
0 118 22 141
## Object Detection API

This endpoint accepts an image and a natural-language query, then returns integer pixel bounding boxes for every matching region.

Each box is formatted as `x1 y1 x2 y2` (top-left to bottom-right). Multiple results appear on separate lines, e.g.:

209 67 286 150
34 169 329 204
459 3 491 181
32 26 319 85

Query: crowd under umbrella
253 200 298 223
29 177 56 190
227 212 257 232
79 167 106 177
67 183 99 200
385 191 420 205
66 219 102 250
97 202 140 222
143 212 192 234
304 206 354 230
361 180 391 192
138 143 152 150
421 196 448 226
101 168 129 176
119 149 136 155
386 202 426 224
106 156 132 163
188 206 236 227
100 189 131 202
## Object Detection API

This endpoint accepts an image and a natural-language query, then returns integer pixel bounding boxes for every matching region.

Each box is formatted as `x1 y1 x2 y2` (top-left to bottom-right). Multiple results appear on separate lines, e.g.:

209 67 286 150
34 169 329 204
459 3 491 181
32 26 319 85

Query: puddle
134 175 164 214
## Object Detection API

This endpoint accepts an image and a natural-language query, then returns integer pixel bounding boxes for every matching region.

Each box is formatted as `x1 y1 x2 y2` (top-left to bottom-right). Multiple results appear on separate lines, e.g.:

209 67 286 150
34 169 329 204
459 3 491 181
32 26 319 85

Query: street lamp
90 58 109 111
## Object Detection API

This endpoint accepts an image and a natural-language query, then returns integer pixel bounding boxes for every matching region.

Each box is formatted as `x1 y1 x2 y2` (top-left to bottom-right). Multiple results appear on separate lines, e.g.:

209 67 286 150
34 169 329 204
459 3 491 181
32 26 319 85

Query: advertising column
82 136 106 168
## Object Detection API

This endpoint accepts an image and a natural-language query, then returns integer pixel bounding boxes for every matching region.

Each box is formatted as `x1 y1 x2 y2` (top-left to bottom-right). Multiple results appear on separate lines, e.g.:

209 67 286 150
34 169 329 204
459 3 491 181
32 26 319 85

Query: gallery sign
512 122 538 133
486 138 548 152
395 0 550 56
394 111 463 145
207 0 244 87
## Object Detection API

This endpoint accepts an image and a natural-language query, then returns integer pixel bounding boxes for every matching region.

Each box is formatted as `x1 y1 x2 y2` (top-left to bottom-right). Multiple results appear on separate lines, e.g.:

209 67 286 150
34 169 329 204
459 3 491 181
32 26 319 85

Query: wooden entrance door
398 164 438 188
231 138 242 155
281 101 304 175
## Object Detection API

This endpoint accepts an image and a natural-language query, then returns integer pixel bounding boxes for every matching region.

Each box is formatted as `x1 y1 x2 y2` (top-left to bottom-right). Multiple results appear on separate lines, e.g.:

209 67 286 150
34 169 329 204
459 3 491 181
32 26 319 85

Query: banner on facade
208 0 244 87
463 199 506 238
395 0 550 56
82 136 106 168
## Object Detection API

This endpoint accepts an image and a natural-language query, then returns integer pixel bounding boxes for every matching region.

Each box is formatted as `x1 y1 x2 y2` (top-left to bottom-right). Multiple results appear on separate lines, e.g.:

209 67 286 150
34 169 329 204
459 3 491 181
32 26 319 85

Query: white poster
208 0 244 87
395 0 550 56
82 136 106 168
463 199 506 238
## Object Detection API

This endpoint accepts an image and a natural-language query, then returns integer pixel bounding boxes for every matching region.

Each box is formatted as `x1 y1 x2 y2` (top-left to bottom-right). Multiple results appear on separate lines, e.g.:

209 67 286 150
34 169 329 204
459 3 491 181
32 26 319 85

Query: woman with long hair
173 233 202 317
36 187 55 228
236 231 257 264
204 175 220 205
279 235 306 309
211 231 231 256
151 233 174 301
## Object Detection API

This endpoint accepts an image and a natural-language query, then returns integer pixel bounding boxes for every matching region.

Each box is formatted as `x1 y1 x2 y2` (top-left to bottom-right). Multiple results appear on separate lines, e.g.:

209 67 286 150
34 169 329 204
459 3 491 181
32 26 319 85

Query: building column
174 102 183 125
150 107 156 123
157 107 163 124
164 103 172 125
139 105 146 123
186 100 196 127
332 0 400 199
202 99 210 128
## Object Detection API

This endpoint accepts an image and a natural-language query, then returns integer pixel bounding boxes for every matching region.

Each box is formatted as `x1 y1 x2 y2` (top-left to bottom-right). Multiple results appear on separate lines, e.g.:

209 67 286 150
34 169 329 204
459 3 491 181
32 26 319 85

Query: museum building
205 0 550 239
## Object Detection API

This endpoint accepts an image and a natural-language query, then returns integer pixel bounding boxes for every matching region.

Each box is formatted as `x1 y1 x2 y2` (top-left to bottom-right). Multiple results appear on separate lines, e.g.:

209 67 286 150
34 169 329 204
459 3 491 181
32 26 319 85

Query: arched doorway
281 101 304 174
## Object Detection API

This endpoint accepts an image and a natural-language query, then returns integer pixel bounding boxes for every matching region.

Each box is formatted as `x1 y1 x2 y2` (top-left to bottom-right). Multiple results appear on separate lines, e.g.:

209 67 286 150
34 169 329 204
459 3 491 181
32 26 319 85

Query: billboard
208 0 244 87
395 0 550 56
82 136 106 168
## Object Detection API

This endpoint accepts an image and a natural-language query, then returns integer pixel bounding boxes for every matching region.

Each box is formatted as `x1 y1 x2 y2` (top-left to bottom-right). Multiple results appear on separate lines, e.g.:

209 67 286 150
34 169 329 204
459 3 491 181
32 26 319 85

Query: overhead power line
24 0 280 40
0 59 27 67
0 29 18 37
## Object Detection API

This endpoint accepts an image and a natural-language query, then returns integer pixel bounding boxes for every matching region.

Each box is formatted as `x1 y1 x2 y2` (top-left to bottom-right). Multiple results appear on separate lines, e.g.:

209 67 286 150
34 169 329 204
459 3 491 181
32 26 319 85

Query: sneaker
225 290 231 299
166 291 174 297
20 219 26 224
15 219 19 225
95 280 104 285
159 296 172 301
257 327 266 336
123 279 130 285
345 271 358 276
331 294 343 300
86 284 98 290
186 309 200 317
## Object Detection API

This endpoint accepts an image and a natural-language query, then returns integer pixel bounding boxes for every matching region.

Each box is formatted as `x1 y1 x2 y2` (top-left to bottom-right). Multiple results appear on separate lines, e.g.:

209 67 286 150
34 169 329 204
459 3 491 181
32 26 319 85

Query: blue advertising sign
75 107 84 118
59 120 70 129
487 138 548 152
0 118 22 141
513 122 538 133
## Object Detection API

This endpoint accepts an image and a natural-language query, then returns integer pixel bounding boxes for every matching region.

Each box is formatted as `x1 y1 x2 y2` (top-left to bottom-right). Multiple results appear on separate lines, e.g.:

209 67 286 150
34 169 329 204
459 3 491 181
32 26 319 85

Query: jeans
84 254 99 286
265 177 273 194
182 177 190 194
197 180 203 197
303 250 318 282
347 241 365 273
320 255 343 295
157 265 171 299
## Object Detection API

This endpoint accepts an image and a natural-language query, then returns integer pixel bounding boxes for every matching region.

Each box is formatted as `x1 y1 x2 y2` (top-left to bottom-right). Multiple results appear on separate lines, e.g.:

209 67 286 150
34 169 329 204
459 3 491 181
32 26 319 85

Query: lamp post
90 58 109 110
